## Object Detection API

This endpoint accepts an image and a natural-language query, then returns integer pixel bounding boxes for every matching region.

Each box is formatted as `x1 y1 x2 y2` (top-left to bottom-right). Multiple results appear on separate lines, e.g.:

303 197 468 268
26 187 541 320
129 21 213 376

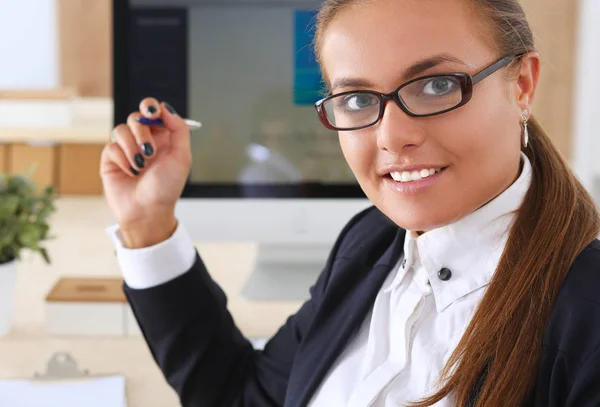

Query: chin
379 204 456 232
393 218 444 233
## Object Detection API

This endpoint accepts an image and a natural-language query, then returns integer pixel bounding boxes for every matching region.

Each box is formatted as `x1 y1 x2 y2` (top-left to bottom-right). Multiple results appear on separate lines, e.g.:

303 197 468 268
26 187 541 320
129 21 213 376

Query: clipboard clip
33 352 90 380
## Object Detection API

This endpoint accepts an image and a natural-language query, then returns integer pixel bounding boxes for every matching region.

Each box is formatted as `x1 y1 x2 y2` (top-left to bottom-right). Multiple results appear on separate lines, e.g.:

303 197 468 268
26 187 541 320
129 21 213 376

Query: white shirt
309 152 532 406
106 153 532 406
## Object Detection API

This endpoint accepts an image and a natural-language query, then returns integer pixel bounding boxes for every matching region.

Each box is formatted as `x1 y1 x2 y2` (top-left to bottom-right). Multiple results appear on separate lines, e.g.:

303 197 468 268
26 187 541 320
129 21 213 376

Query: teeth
390 168 442 182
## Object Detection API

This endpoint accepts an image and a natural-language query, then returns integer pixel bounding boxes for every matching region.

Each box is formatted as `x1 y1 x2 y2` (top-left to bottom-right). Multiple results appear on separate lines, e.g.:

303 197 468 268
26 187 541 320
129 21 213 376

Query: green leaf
18 223 42 248
38 223 50 239
36 207 54 222
7 174 35 195
43 185 55 195
0 228 14 246
0 196 19 218
0 173 56 265
40 247 51 264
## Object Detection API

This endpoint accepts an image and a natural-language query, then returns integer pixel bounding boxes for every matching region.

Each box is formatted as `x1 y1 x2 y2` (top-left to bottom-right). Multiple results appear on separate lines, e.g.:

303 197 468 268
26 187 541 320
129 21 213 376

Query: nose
375 99 427 155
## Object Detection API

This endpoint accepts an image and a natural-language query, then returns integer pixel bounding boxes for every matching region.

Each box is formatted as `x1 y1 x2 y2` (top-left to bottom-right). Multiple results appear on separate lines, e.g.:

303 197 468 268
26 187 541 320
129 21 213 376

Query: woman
100 0 600 406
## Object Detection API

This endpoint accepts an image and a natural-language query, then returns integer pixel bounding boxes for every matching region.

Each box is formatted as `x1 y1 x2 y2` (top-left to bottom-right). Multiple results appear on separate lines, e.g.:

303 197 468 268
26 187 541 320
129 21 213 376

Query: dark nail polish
142 143 154 157
164 102 177 115
147 105 157 115
134 153 145 168
130 165 140 176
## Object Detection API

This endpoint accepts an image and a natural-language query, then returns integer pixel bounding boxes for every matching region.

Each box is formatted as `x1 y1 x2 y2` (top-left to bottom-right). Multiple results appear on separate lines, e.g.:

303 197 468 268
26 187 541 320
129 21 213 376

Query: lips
383 166 448 194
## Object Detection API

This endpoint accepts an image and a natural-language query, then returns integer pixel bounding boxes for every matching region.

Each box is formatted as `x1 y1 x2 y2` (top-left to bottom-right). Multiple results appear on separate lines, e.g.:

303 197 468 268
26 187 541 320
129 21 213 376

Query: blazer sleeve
123 206 374 407
565 346 600 406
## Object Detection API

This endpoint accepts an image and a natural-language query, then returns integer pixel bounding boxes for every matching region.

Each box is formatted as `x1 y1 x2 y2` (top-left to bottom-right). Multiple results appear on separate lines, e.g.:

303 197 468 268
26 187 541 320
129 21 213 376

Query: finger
127 112 157 158
139 97 161 119
111 124 146 171
100 142 139 177
160 101 191 151
160 101 188 132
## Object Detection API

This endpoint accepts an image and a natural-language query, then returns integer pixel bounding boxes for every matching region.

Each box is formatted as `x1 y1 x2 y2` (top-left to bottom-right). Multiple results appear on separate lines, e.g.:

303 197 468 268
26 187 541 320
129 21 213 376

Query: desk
0 197 303 406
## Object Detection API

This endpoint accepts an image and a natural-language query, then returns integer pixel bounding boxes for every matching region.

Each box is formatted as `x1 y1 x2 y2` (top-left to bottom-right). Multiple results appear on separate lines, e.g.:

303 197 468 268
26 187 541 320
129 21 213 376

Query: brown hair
314 1 600 406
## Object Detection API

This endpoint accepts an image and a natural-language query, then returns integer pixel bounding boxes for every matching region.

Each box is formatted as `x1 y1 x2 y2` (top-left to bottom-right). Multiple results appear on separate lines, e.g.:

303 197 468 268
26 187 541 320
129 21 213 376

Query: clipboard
0 352 127 407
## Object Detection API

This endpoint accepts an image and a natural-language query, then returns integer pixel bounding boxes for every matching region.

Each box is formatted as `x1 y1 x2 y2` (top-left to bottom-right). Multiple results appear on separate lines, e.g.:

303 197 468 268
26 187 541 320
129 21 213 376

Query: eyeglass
314 53 525 131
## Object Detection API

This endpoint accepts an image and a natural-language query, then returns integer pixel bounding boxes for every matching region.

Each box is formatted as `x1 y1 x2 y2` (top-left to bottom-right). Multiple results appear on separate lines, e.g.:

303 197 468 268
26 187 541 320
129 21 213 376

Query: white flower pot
0 260 17 337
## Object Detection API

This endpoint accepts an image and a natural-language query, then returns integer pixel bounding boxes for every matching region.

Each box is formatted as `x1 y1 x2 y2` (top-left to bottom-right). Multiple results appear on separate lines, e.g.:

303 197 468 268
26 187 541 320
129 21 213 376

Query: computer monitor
113 0 372 300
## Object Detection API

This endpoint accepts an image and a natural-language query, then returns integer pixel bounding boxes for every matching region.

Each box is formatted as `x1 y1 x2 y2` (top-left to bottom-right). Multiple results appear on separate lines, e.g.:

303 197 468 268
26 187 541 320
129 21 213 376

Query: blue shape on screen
294 10 324 105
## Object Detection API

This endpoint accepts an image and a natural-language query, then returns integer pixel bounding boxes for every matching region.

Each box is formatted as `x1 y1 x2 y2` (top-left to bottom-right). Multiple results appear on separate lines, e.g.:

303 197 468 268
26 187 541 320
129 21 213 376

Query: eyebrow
330 53 468 91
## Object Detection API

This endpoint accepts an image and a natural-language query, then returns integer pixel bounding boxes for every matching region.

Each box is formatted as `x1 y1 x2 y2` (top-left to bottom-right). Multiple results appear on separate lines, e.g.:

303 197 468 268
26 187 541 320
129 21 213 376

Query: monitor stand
240 243 331 301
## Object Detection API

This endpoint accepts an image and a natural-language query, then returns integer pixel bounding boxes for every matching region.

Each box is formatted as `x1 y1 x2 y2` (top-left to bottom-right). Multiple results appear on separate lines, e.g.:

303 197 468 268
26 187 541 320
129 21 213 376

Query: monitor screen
115 0 365 198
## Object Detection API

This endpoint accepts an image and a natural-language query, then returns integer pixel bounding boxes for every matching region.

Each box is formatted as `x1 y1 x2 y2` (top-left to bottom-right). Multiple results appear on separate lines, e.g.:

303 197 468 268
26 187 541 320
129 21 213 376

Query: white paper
0 375 126 407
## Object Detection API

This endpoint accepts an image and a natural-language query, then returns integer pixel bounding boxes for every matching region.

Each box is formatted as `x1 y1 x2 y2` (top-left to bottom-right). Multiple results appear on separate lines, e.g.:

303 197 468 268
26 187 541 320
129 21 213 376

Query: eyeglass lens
323 75 463 129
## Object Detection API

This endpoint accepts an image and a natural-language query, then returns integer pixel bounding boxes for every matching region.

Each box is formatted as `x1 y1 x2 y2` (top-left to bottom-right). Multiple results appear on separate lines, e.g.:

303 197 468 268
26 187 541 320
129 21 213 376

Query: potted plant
0 173 56 336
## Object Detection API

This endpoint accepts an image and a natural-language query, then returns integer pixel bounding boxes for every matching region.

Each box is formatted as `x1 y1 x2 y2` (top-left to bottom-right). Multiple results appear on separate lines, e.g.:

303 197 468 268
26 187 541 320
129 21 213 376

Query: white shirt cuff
105 221 197 290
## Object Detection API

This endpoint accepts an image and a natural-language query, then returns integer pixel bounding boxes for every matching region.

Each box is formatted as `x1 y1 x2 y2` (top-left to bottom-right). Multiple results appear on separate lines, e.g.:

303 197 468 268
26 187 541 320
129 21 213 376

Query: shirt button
402 259 407 269
438 268 452 281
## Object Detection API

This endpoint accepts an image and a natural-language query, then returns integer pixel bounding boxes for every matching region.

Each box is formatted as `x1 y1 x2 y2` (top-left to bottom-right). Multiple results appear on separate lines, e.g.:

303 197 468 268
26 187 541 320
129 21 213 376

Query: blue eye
422 78 460 96
341 94 379 111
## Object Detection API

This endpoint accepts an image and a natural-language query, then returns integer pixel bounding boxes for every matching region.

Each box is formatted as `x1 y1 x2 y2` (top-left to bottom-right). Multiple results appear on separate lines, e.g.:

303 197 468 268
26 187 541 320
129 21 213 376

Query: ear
515 52 541 115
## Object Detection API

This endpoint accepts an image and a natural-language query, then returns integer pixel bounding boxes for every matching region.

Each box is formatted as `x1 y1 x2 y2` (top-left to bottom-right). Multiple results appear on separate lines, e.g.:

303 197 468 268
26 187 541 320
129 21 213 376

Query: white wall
572 0 600 203
0 0 58 89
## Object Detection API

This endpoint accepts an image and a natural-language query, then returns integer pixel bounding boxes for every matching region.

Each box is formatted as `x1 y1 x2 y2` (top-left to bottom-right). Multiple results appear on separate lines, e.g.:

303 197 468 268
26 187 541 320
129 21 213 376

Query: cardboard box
45 277 141 337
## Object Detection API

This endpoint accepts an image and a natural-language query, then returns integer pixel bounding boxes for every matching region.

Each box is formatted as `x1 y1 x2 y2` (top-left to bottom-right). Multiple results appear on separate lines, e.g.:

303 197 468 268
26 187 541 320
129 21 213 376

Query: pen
134 117 202 131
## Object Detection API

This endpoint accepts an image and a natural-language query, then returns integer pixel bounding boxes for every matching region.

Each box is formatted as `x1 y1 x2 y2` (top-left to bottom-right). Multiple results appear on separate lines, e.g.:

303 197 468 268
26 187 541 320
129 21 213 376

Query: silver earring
521 109 529 148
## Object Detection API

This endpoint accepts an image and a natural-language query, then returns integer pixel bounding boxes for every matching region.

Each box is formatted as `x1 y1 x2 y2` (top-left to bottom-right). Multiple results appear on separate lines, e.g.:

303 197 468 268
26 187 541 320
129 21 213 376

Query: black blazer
124 206 600 407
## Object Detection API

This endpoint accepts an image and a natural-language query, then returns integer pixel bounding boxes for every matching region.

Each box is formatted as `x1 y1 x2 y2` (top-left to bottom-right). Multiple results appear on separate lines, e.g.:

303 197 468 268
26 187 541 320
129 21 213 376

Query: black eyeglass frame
314 53 526 131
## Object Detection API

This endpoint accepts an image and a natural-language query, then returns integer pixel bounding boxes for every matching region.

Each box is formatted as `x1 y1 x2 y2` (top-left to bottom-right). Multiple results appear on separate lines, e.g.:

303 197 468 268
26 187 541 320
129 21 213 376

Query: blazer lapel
286 228 406 407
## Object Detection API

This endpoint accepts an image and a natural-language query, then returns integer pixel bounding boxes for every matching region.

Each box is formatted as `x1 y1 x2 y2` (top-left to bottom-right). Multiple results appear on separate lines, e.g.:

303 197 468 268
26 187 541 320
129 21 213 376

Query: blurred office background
0 0 598 406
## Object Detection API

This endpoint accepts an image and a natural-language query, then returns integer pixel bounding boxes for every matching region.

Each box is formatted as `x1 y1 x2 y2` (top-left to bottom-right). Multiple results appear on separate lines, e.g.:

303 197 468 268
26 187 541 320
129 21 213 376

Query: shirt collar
391 152 533 312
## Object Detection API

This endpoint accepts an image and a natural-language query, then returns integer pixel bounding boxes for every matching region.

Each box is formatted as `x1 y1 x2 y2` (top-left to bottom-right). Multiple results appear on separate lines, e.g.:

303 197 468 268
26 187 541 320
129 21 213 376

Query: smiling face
320 0 534 231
